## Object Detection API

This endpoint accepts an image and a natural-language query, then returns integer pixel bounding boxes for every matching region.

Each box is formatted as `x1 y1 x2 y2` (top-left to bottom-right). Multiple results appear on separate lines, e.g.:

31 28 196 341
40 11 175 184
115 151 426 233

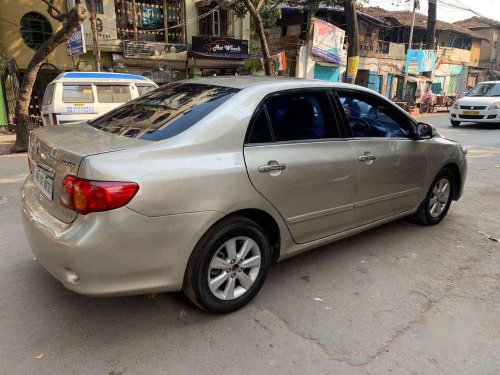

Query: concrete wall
0 0 74 71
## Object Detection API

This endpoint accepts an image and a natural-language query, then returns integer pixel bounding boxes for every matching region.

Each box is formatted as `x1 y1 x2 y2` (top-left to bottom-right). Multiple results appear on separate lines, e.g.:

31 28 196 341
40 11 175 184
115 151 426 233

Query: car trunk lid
28 122 150 223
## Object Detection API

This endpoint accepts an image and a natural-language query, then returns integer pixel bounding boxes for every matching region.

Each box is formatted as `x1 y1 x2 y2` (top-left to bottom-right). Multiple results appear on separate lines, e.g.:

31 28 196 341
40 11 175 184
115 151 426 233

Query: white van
41 72 158 126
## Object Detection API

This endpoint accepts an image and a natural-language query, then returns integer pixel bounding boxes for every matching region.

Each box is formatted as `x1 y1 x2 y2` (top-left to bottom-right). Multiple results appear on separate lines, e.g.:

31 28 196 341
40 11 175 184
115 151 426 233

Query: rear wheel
420 101 430 114
414 169 454 226
451 120 460 127
183 216 271 313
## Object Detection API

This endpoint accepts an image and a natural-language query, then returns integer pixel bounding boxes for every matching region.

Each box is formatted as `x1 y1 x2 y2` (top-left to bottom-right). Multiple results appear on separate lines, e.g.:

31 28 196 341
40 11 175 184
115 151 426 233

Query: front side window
337 92 412 138
42 84 55 106
96 85 131 103
136 84 157 97
62 85 94 103
264 91 340 142
89 83 239 141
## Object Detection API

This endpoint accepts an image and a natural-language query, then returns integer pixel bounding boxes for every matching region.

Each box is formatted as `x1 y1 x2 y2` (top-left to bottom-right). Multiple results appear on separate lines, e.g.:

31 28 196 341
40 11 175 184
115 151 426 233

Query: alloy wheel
429 178 451 218
208 236 261 300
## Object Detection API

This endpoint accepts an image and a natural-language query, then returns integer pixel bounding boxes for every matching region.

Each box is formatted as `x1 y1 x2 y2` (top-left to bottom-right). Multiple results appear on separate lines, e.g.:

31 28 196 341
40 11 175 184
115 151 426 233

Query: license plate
34 166 54 201
463 110 479 115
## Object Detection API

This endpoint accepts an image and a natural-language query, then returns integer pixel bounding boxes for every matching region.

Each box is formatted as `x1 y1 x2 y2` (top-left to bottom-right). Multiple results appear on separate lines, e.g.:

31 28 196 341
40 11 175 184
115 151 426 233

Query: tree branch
256 0 266 12
41 0 67 22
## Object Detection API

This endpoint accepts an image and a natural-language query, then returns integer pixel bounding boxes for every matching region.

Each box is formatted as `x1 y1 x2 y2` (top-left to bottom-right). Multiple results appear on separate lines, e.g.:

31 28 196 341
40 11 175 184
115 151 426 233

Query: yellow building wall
0 0 75 70
469 39 481 67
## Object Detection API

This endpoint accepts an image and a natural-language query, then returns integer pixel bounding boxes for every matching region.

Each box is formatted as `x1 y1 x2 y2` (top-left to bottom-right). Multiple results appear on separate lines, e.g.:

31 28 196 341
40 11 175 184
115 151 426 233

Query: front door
335 89 428 227
244 90 358 244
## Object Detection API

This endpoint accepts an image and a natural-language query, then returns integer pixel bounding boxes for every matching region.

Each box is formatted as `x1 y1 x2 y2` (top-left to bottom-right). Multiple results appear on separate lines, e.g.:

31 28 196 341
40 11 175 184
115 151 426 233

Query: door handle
358 153 376 162
259 164 287 173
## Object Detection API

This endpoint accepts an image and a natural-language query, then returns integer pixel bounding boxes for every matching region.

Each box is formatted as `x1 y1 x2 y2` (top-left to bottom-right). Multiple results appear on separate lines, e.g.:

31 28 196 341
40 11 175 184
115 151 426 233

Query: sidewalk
0 129 16 155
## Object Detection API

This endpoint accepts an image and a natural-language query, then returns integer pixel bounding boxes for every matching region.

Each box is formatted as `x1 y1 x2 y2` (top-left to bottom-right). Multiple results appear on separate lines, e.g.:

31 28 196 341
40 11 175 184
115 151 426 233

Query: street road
1 113 499 374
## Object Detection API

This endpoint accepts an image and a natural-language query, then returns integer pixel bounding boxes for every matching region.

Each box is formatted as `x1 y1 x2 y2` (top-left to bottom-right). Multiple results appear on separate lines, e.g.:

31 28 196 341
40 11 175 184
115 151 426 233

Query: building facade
0 0 251 127
455 17 500 82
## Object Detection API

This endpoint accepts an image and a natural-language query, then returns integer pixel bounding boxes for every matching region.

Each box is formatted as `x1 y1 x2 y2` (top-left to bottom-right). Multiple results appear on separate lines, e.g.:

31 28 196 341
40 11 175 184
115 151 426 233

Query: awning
189 51 260 60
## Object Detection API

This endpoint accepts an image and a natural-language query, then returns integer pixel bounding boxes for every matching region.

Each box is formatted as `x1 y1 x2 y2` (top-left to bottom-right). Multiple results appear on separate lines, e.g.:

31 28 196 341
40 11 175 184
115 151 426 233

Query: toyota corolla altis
22 77 467 313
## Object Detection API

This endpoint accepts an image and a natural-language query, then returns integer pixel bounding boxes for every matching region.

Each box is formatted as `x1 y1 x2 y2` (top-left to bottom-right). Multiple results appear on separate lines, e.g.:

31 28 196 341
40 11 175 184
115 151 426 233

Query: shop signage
312 19 345 65
192 36 249 55
66 24 86 56
405 50 437 75
123 41 188 60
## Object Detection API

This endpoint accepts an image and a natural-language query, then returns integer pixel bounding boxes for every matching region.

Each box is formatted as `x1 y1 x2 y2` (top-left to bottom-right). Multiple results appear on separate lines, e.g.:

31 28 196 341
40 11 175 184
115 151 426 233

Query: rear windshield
88 83 239 141
63 85 94 103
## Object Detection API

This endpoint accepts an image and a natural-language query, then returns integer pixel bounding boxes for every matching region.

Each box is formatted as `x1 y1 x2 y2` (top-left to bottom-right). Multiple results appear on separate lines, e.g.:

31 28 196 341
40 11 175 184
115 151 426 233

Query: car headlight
452 101 459 110
488 102 500 110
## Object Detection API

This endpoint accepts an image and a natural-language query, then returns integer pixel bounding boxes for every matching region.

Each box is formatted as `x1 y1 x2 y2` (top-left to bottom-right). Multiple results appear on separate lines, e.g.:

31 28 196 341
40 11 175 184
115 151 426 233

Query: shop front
113 40 188 85
189 36 255 77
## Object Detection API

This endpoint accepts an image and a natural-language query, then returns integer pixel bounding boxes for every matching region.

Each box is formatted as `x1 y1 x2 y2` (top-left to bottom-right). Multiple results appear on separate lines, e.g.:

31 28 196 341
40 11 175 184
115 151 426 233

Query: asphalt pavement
0 113 499 374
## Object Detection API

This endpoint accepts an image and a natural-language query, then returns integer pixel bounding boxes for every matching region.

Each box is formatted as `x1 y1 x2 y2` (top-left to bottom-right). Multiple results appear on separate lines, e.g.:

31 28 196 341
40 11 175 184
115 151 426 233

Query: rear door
244 89 358 244
334 89 428 227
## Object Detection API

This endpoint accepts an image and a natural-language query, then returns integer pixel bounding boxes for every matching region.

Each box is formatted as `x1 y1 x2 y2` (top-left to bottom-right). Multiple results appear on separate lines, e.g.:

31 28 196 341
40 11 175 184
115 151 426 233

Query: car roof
54 72 157 83
177 76 376 94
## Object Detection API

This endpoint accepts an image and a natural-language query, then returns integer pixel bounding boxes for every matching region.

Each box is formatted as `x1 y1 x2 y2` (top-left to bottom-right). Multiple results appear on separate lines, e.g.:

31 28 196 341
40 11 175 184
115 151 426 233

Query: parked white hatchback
450 81 500 126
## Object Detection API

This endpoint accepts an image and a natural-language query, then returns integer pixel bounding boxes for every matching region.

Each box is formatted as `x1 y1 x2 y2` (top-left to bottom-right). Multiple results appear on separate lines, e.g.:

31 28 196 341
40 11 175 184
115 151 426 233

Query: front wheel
183 216 271 313
414 169 454 226
451 120 460 127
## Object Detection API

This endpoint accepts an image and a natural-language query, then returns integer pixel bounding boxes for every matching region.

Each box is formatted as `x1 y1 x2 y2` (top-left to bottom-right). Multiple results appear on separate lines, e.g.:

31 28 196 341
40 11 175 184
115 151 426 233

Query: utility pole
402 0 418 99
89 0 102 72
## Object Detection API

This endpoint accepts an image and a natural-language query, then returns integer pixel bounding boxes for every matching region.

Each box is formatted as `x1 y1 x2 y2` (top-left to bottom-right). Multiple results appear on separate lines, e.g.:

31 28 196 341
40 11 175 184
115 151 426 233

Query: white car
450 81 500 126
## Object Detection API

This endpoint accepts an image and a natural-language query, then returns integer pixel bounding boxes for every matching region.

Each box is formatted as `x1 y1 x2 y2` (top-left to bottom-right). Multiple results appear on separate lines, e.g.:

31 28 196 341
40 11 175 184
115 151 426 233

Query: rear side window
89 83 239 141
62 85 94 103
96 85 131 103
247 109 273 144
264 91 340 142
42 84 55 106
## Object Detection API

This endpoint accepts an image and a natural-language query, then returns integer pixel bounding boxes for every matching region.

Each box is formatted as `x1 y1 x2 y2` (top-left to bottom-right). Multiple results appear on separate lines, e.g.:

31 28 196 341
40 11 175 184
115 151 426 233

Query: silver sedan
21 77 467 313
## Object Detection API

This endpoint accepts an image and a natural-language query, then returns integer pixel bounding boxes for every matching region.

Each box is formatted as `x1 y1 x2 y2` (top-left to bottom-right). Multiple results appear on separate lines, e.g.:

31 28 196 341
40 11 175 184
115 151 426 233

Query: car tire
451 120 460 127
183 216 271 314
414 168 454 226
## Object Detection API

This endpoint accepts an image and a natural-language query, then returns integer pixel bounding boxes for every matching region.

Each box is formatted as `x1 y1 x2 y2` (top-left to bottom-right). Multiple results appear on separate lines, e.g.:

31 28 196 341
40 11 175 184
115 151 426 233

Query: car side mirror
416 122 433 139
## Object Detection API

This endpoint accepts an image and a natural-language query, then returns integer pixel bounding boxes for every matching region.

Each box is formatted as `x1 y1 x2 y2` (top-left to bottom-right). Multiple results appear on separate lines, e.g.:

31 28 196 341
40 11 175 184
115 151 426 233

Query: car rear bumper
21 176 223 297
450 108 500 122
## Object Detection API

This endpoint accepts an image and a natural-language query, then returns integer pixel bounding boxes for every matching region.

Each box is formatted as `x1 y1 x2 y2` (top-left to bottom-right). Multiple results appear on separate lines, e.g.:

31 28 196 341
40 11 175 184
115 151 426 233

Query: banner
192 36 249 55
405 50 437 75
347 56 359 81
123 41 187 60
66 24 86 56
312 19 345 64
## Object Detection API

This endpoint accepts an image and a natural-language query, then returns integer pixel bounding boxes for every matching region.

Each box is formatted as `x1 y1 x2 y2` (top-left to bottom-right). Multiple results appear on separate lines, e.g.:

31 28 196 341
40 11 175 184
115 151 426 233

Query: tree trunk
11 1 87 153
89 0 102 71
344 0 359 84
243 0 276 76
426 0 437 50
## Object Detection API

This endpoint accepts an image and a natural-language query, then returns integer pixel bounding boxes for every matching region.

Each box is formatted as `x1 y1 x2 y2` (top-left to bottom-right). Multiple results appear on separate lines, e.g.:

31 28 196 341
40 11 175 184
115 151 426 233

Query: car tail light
52 113 59 125
60 176 139 215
